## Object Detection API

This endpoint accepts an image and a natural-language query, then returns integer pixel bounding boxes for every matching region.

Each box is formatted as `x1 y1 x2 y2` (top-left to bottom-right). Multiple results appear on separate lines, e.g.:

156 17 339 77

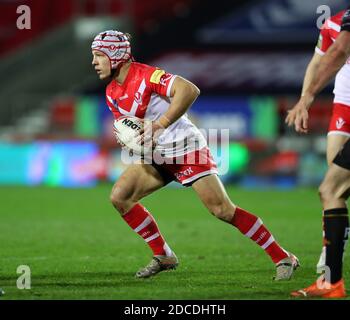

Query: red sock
231 207 289 264
122 204 172 256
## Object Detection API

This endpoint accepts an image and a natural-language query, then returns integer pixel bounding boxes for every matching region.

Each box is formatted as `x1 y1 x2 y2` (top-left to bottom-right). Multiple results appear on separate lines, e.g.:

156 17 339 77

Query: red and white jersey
315 10 350 106
105 62 206 157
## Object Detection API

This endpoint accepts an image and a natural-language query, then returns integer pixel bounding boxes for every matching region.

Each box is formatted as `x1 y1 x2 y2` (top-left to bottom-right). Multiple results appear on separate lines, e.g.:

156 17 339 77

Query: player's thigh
191 174 235 221
111 164 165 204
326 134 349 165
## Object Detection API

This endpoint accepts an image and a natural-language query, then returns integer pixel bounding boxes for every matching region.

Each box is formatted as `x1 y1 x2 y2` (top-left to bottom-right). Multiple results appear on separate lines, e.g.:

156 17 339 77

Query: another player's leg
317 133 349 274
317 104 350 274
292 148 350 298
191 174 299 281
110 164 178 278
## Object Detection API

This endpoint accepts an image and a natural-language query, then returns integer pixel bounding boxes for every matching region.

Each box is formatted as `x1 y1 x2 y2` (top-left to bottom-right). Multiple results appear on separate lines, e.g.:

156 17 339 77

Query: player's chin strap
110 57 134 79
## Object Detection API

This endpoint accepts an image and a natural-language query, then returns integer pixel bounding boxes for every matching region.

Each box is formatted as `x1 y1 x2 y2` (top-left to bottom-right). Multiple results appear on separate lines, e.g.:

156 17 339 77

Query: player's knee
109 190 123 211
207 199 234 222
319 182 336 204
110 187 131 213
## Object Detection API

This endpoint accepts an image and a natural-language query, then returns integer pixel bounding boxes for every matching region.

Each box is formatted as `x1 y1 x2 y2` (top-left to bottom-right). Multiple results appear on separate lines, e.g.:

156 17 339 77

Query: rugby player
286 7 350 298
92 30 299 281
287 9 350 275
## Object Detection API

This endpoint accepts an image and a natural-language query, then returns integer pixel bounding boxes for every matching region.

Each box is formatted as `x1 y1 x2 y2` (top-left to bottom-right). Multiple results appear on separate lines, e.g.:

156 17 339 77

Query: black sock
324 208 349 284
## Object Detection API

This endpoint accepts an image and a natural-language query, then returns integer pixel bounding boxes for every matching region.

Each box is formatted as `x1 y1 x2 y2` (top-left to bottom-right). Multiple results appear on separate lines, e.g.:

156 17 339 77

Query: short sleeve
315 23 333 55
148 68 177 97
341 8 350 31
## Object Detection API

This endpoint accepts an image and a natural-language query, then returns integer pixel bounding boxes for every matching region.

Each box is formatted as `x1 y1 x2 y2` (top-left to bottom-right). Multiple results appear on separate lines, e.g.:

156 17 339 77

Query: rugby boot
135 252 178 278
274 252 300 281
291 276 346 298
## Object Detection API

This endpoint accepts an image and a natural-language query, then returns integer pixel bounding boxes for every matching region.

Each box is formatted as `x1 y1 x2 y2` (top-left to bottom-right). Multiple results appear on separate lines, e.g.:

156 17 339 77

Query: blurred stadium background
2 0 348 188
1 0 350 300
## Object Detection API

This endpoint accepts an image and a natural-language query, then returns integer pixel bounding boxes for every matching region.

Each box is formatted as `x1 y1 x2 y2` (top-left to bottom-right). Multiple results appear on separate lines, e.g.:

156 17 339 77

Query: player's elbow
190 81 200 96
187 83 200 101
175 77 200 100
194 84 201 97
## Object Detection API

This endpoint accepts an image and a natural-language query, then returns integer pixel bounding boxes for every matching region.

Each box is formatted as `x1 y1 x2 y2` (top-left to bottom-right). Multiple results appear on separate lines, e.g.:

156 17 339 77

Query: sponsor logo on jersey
134 92 142 105
336 117 345 129
150 69 166 84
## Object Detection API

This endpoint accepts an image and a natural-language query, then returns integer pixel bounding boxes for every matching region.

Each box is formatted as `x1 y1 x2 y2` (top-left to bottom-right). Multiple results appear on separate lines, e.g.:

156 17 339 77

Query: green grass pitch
0 184 349 300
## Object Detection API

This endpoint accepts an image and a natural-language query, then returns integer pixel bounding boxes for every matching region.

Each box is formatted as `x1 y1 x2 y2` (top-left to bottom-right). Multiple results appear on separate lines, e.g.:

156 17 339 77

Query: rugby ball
113 116 152 155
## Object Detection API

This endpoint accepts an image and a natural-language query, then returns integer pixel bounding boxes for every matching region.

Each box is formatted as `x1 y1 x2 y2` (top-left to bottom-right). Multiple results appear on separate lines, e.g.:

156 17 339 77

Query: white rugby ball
113 116 152 155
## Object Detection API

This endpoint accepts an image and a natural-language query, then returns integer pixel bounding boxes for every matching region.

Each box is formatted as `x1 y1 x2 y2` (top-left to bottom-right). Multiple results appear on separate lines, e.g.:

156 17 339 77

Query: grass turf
0 184 349 300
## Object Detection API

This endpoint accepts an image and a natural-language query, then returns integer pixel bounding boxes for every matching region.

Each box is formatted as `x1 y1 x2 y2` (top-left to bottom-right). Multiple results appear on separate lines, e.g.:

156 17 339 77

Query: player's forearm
159 78 200 128
301 55 321 96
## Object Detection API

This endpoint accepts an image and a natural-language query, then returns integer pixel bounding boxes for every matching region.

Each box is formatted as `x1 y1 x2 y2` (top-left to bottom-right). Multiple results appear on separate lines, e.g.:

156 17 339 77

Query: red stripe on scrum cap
96 39 128 43
99 45 130 49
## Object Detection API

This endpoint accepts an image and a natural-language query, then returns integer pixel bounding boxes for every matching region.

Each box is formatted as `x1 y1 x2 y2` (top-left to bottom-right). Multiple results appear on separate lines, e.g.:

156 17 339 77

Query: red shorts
328 103 350 136
152 147 218 186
